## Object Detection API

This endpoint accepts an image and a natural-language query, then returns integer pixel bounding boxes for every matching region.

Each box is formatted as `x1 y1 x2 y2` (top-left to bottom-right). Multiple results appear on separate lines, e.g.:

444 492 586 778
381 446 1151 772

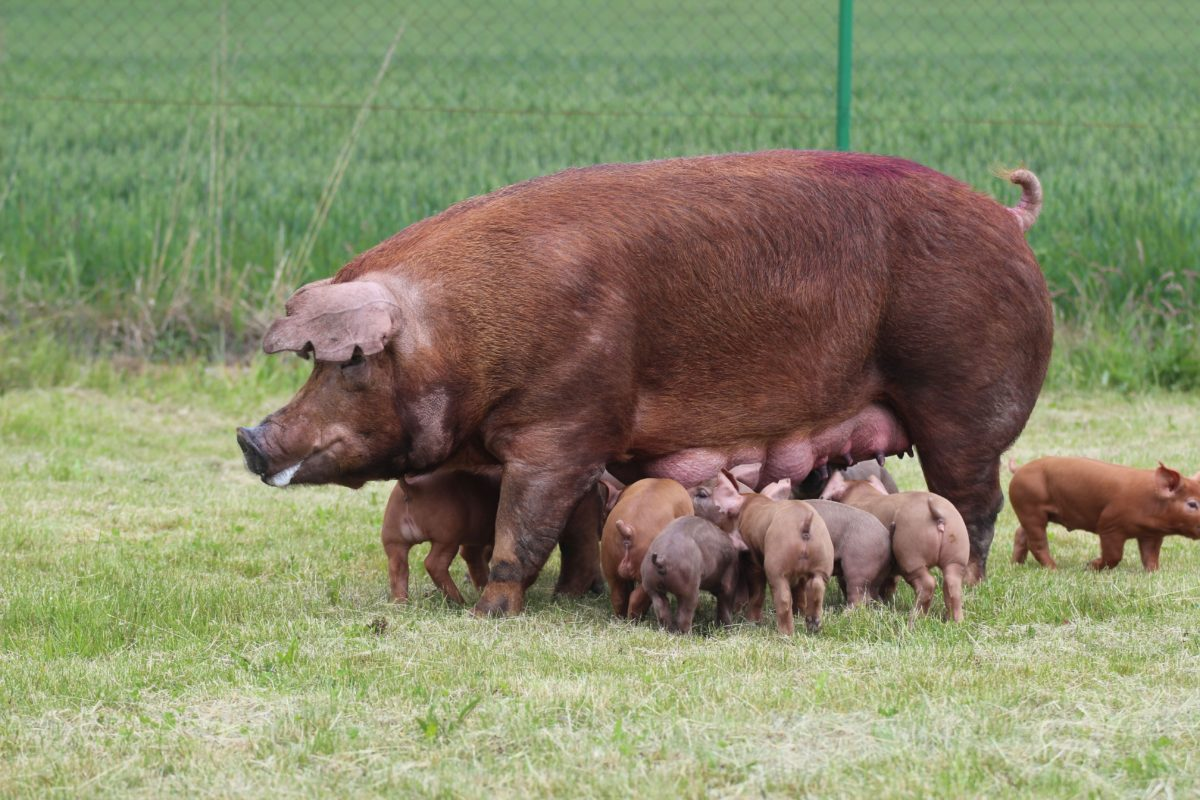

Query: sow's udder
640 404 910 489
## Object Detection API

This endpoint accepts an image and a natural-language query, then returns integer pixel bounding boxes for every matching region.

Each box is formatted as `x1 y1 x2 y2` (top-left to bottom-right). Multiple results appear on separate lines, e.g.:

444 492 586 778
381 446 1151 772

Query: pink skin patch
637 403 909 489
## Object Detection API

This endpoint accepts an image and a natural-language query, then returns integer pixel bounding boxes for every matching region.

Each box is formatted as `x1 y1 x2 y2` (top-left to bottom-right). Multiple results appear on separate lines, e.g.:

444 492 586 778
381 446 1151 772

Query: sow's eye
695 488 710 499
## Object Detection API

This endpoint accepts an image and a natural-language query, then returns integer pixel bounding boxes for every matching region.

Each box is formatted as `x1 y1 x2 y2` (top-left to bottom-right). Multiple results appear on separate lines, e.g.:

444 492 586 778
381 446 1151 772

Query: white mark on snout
267 460 304 487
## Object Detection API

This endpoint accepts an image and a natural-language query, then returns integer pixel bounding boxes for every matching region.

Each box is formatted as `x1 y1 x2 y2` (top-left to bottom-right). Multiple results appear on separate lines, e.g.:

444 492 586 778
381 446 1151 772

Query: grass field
1 1 1198 384
2 365 1200 797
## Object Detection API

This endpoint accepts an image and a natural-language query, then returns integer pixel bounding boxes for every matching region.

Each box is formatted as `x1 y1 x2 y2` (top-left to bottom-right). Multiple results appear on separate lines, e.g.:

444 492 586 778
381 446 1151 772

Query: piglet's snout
236 426 269 477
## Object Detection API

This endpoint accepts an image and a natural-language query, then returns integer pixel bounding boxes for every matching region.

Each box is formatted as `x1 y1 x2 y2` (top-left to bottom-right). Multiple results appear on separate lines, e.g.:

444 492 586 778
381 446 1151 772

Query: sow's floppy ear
262 279 400 361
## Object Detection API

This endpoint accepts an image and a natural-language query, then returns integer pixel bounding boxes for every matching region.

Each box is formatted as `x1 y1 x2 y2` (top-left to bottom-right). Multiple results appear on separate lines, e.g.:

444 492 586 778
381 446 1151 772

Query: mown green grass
2 367 1199 796
1 1 1197 384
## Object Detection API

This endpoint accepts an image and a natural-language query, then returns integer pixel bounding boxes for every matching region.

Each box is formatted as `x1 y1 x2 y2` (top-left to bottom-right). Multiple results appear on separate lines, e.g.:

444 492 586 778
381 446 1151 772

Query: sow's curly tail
997 168 1042 232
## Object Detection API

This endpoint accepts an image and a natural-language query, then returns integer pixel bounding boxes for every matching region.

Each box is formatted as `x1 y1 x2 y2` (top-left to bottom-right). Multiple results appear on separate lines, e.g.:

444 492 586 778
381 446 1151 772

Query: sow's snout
236 425 270 478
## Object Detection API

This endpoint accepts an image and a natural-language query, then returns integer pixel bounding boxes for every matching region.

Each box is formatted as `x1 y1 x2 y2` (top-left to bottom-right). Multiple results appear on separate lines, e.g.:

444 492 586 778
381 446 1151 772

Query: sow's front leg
474 463 602 617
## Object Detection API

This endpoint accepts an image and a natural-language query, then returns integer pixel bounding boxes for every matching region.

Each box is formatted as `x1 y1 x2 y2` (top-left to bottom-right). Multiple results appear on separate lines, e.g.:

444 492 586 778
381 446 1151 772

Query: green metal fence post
836 0 854 150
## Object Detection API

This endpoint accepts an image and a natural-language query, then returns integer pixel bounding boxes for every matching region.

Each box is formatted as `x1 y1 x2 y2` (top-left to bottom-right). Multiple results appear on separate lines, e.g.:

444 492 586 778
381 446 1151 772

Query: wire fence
1 1 1197 357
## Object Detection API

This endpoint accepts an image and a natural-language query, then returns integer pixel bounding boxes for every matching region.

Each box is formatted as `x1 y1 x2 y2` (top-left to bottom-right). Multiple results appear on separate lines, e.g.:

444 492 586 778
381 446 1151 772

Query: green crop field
2 365 1200 797
1 1 1197 385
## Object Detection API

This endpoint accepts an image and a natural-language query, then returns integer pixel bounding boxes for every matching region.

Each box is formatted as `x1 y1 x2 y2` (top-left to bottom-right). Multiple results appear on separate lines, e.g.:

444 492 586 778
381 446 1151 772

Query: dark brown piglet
821 471 968 622
601 478 694 618
1009 457 1200 571
640 516 747 634
806 499 892 607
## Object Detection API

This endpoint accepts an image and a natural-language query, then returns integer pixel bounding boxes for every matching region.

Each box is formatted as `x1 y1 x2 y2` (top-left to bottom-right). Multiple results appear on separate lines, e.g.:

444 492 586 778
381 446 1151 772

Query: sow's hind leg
890 366 1046 583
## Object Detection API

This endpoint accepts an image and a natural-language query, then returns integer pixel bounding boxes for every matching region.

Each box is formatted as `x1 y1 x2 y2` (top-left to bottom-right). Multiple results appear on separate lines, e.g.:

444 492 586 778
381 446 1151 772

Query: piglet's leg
475 463 601 617
1011 526 1030 564
941 563 965 623
460 545 490 591
674 594 700 635
609 581 633 618
649 591 675 632
743 562 766 622
770 575 795 636
627 584 652 619
716 563 738 626
905 566 937 624
1088 533 1126 571
1137 536 1163 572
803 576 826 633
425 541 467 604
383 540 411 603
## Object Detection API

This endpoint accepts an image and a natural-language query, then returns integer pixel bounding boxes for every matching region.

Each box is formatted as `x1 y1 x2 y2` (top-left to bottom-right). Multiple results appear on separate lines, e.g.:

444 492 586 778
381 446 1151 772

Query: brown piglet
806 499 893 607
1009 457 1200 571
696 471 834 635
821 471 969 622
601 478 694 618
382 469 603 603
641 516 748 634
381 470 498 603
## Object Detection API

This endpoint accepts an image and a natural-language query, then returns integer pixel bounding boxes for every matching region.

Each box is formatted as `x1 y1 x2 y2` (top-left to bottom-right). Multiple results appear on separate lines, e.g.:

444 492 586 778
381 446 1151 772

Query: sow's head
236 278 418 489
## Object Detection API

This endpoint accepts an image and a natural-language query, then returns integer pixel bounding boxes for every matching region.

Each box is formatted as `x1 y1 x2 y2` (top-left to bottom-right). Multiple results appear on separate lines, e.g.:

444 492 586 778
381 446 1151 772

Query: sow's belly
613 403 911 489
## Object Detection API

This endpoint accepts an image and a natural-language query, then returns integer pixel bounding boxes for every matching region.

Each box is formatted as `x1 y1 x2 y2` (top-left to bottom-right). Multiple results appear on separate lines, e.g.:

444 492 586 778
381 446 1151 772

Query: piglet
696 471 835 635
1009 457 1200 571
641 516 747 634
821 471 968 622
380 470 499 603
806 499 892 607
601 478 694 618
382 469 603 603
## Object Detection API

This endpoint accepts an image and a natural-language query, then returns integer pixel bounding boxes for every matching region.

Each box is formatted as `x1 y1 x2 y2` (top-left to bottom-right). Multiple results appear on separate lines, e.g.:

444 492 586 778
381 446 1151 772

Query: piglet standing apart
640 516 748 634
383 469 603 603
821 471 969 622
696 471 834 635
806 499 892 607
1009 457 1200 571
601 478 694 618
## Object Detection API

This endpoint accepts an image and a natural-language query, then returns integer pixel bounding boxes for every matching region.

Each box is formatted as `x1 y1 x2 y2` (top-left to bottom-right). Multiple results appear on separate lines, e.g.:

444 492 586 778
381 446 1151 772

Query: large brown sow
236 150 1052 616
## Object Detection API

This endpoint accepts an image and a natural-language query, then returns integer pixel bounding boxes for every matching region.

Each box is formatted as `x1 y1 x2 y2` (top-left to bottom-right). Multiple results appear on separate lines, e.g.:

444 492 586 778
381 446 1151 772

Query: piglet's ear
729 462 762 489
1192 470 1200 483
819 471 847 500
761 478 792 502
867 474 890 495
713 470 746 517
1156 463 1182 496
263 279 400 362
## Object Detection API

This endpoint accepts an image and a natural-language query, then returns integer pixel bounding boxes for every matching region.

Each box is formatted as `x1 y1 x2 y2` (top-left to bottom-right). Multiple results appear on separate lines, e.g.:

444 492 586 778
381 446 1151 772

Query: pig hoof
875 452 886 466
472 582 524 617
805 617 821 634
965 561 985 586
